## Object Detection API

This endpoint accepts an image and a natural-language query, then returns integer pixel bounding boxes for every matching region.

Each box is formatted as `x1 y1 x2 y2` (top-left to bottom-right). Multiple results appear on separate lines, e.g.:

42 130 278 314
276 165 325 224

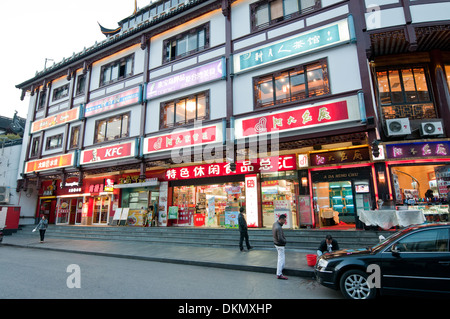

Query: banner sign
143 124 222 154
31 107 81 134
80 140 136 165
84 86 141 117
146 58 225 100
386 141 450 159
233 19 350 73
165 154 296 180
25 153 75 174
236 100 349 138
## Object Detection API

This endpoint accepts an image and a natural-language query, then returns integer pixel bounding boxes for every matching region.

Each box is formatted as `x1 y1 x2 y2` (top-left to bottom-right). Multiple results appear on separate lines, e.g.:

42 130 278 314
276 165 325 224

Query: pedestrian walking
33 215 48 243
238 207 253 252
272 214 287 280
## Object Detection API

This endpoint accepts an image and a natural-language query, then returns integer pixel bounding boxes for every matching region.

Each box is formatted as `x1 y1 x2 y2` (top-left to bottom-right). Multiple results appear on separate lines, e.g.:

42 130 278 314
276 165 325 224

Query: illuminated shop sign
233 19 351 73
84 86 142 117
165 154 296 180
80 140 136 165
25 153 75 174
31 107 82 134
235 96 362 139
143 124 223 154
386 141 450 159
146 58 225 99
310 146 371 166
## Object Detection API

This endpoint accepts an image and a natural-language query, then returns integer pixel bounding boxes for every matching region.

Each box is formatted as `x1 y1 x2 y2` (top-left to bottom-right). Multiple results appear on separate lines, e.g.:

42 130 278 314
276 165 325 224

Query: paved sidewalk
1 233 317 278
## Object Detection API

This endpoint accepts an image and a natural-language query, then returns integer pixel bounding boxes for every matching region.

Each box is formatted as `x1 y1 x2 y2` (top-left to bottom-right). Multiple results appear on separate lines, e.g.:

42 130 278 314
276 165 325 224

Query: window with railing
250 0 321 31
253 59 329 108
376 66 436 120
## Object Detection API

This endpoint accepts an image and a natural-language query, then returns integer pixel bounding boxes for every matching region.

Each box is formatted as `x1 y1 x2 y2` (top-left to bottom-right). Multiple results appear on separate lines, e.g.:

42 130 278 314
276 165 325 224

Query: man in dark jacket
317 235 339 256
238 207 253 251
272 214 287 280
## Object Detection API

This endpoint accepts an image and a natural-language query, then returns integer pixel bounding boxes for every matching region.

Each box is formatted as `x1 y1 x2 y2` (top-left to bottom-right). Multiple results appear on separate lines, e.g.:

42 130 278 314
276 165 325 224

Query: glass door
93 196 111 224
56 198 70 225
75 198 83 224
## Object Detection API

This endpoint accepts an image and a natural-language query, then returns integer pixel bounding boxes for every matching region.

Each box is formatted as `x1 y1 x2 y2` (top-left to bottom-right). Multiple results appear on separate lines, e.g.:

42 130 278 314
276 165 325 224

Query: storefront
164 154 298 228
384 140 450 222
114 175 161 226
298 145 377 229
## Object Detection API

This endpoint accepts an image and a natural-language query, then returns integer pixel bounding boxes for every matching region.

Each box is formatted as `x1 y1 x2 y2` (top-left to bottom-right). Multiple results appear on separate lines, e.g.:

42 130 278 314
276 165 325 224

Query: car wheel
339 269 376 300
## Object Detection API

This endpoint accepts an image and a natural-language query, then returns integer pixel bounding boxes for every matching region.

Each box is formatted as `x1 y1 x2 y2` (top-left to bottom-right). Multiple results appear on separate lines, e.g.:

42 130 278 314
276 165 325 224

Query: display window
390 164 449 222
261 171 297 228
171 182 245 227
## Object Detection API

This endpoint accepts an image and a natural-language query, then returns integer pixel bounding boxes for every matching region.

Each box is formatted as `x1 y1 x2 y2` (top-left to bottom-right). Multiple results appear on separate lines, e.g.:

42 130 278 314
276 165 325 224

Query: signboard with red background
80 140 136 165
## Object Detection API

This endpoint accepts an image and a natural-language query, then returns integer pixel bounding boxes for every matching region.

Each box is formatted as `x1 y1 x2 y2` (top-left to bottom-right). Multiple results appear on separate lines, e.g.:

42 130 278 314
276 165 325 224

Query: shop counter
359 209 426 230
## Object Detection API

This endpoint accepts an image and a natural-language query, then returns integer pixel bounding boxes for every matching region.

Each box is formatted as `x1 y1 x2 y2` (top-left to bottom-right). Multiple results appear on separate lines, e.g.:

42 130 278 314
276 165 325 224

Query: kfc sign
80 141 135 165
164 155 296 181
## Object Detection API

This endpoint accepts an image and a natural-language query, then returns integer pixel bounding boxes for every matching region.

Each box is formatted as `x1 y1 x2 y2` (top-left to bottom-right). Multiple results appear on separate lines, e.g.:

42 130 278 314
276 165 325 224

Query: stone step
16 225 391 249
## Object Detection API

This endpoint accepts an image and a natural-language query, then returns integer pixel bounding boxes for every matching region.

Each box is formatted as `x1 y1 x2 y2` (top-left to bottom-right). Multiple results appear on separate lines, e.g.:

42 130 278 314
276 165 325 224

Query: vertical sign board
245 174 259 228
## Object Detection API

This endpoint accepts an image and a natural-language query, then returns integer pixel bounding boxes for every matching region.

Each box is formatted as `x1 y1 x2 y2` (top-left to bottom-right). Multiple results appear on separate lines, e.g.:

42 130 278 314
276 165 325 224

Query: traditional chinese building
362 0 450 214
17 0 448 230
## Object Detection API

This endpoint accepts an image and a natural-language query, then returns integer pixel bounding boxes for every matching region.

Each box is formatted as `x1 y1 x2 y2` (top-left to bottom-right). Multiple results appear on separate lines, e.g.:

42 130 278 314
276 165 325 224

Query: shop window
52 84 69 101
163 23 209 63
172 183 245 227
100 54 134 86
45 134 63 150
94 113 130 144
375 66 436 120
261 172 298 228
253 59 329 108
69 125 81 149
160 91 209 129
250 0 321 31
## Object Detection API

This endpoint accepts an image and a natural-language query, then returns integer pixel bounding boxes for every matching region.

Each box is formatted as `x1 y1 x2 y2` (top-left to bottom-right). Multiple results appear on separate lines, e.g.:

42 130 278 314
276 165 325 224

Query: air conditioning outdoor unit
420 121 443 137
0 186 10 204
386 118 411 136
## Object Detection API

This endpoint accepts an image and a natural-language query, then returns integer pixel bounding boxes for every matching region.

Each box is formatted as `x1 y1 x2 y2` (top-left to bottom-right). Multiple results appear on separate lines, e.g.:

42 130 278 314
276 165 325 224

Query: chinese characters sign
233 19 350 73
164 155 296 180
84 86 141 117
143 124 222 154
146 59 225 100
237 100 349 138
386 141 450 159
31 107 81 134
80 140 136 165
310 147 371 167
25 153 75 174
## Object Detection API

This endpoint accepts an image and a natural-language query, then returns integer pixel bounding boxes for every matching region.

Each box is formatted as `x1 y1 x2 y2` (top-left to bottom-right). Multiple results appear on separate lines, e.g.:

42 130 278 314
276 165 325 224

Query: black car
315 223 450 299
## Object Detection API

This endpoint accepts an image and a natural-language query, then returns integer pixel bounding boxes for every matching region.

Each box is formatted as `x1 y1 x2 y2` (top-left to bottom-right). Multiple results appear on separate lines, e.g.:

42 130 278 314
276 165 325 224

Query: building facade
16 0 450 230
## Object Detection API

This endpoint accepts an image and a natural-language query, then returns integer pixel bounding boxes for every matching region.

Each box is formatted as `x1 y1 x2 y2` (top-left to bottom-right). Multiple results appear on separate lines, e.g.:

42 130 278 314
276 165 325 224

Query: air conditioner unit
0 186 10 204
386 118 411 136
420 121 443 137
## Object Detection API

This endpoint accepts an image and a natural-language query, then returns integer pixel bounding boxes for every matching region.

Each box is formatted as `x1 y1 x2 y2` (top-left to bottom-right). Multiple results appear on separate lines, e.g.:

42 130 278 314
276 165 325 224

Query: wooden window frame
252 59 330 109
159 91 210 129
69 125 81 150
99 54 135 87
250 0 322 31
162 23 210 64
375 65 436 120
93 112 131 144
45 134 64 150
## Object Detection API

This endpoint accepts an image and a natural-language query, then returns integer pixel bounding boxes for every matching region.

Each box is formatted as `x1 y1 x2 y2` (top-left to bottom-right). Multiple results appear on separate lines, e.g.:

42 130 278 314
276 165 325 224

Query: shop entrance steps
13 225 393 250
